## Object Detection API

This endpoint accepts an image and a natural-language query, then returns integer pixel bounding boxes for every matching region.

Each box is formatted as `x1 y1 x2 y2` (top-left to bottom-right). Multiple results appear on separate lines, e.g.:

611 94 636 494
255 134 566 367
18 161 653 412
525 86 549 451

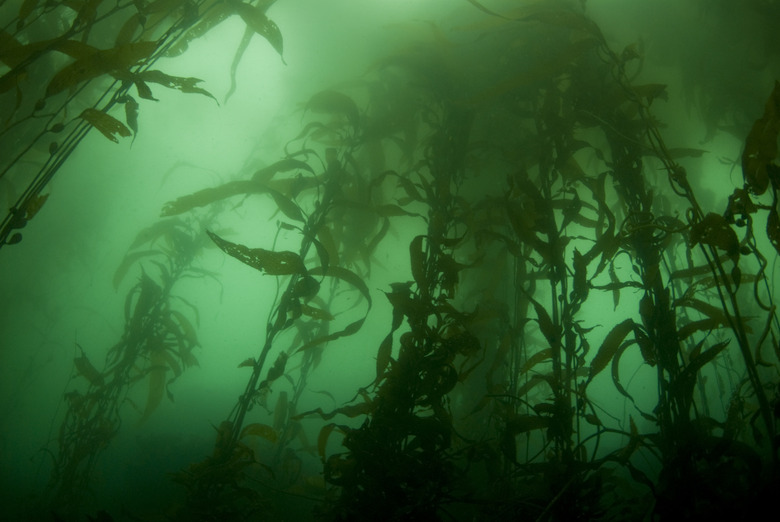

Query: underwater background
1 0 780 520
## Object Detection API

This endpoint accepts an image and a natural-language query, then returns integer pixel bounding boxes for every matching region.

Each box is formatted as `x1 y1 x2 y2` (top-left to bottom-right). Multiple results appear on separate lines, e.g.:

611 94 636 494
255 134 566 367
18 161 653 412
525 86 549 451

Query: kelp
5 0 780 520
166 91 380 519
46 215 211 517
0 0 284 249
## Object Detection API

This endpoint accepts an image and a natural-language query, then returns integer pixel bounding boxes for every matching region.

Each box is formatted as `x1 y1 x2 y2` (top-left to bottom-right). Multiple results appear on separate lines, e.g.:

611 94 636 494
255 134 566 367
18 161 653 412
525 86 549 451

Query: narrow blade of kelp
239 423 278 443
305 90 360 130
120 95 139 143
409 235 427 294
207 230 306 275
74 345 103 386
231 0 284 60
317 423 338 461
140 353 168 423
588 319 634 384
376 333 393 380
136 70 218 104
80 108 132 143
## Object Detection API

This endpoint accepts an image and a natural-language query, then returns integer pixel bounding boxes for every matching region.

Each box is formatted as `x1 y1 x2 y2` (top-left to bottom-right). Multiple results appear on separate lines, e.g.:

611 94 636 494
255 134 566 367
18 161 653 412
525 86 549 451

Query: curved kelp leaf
239 422 278 443
134 70 218 104
295 265 372 352
113 249 161 290
230 0 284 60
140 351 169 423
224 26 254 104
305 90 360 130
46 40 158 97
587 319 634 384
161 158 313 216
673 340 729 403
80 108 132 143
161 180 260 215
119 95 139 143
74 344 103 386
207 231 306 275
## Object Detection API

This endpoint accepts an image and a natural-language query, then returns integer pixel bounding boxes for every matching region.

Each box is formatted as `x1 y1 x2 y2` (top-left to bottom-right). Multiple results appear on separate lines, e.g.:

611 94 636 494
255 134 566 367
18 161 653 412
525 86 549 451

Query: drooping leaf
74 345 103 386
80 108 132 143
230 0 284 60
588 319 634 383
611 340 637 403
240 422 278 443
136 69 218 104
266 352 288 382
376 333 393 380
113 249 160 290
134 79 157 100
161 180 259 215
207 231 306 275
571 248 588 301
169 309 198 347
266 187 304 222
676 318 724 340
225 26 254 104
674 340 729 401
409 235 427 293
519 348 552 375
119 95 139 142
273 391 288 431
529 297 558 349
252 158 315 182
305 90 360 130
140 353 168 422
317 423 338 461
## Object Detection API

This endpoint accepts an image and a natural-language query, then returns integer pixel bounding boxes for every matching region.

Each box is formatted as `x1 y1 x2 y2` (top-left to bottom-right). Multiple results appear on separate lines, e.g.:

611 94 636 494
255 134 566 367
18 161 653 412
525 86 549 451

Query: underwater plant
0 0 282 249
2 1 780 520
45 215 211 517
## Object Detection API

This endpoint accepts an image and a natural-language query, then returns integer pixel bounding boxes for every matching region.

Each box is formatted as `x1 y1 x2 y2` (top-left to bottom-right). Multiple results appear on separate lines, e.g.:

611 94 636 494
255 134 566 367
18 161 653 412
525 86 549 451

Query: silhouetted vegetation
2 0 779 520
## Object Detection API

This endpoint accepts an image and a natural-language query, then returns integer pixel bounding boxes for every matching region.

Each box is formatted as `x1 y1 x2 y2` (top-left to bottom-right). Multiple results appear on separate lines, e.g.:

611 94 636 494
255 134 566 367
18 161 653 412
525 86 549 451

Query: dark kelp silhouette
2 1 780 520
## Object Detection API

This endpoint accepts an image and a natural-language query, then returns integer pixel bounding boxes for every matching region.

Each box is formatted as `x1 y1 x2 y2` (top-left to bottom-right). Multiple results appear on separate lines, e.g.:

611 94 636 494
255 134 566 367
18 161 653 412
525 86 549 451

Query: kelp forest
2 0 780 520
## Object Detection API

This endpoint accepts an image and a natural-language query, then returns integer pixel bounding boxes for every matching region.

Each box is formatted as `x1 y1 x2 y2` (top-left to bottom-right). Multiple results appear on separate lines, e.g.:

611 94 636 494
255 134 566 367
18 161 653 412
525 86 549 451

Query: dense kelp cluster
47 215 210 517
2 0 780 520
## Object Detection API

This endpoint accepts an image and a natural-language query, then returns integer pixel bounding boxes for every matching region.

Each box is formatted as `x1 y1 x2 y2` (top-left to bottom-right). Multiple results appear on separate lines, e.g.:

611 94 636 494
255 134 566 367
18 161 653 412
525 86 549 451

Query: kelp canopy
1 0 780 521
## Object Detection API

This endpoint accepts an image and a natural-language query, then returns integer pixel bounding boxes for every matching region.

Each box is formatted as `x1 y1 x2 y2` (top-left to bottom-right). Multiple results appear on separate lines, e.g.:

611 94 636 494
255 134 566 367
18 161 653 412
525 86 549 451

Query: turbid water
1 1 779 520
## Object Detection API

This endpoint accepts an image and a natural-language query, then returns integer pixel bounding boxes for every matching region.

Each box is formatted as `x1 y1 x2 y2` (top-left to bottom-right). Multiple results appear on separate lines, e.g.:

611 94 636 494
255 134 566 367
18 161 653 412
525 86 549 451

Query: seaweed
3 1 780 520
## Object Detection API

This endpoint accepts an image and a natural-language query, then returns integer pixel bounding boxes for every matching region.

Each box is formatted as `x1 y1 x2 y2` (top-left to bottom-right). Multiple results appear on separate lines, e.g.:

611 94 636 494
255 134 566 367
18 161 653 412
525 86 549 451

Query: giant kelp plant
2 0 780 521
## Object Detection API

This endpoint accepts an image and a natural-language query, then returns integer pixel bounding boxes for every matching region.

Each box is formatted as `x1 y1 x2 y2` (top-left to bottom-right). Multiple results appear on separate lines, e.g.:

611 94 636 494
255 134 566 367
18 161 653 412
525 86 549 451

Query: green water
1 1 779 520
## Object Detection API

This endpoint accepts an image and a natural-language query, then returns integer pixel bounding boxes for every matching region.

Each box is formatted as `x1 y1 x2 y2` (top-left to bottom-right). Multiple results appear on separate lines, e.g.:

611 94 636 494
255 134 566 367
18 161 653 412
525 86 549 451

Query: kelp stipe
164 90 384 519
2 1 780 520
45 214 213 518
